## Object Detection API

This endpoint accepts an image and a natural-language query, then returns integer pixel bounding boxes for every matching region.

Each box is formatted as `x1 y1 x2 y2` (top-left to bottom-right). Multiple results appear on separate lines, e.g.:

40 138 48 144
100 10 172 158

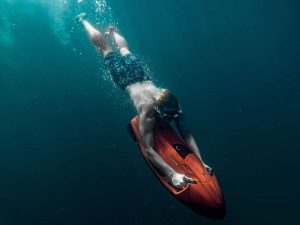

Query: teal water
0 0 299 224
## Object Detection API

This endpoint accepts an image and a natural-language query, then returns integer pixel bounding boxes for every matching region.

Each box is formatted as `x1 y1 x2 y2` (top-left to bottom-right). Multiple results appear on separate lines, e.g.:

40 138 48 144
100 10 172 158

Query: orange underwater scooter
127 116 226 219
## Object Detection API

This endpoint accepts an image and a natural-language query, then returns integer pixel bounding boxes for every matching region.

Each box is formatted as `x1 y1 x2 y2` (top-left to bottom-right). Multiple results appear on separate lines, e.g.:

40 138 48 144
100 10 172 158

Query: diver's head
153 90 182 122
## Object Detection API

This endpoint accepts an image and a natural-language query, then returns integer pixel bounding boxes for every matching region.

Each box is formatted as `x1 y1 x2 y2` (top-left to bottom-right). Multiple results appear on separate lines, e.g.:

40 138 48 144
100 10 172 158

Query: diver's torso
126 81 164 113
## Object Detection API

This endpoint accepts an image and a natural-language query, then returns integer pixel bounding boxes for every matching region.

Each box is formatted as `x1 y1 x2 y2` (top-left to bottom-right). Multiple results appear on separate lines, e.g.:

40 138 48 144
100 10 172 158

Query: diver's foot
105 26 117 37
75 12 87 23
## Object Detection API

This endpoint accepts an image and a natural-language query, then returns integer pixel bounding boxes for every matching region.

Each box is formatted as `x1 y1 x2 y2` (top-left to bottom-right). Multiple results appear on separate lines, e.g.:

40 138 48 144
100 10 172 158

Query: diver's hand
203 163 214 175
170 173 197 188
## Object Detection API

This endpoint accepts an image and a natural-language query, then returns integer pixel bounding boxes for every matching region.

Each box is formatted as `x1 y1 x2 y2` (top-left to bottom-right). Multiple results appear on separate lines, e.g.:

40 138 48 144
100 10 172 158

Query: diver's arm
175 114 203 162
175 115 213 174
140 110 198 186
139 111 175 177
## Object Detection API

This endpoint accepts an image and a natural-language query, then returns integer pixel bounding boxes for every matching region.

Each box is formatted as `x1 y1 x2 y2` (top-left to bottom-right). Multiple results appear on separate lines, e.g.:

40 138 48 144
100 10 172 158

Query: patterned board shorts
104 52 151 90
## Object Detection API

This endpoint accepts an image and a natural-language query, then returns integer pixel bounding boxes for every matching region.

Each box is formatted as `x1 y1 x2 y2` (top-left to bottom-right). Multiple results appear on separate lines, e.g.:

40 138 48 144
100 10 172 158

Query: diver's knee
120 47 131 56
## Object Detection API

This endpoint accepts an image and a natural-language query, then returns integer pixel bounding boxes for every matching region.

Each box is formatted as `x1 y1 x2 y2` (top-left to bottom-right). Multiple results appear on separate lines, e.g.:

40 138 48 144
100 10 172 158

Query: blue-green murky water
0 0 299 224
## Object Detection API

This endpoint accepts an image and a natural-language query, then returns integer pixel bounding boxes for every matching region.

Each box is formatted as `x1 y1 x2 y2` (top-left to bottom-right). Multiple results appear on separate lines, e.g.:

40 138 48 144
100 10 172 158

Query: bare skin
77 14 210 188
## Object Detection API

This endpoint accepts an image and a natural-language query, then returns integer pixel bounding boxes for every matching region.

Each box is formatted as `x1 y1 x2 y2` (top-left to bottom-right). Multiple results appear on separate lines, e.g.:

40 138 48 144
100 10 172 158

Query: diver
76 13 212 188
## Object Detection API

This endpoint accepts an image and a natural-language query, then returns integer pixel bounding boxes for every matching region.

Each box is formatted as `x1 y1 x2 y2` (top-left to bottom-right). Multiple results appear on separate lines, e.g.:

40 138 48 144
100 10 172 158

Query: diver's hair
153 90 179 111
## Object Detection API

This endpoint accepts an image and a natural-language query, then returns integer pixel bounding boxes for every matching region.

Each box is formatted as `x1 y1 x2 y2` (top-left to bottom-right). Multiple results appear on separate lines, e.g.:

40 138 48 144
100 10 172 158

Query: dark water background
0 0 299 224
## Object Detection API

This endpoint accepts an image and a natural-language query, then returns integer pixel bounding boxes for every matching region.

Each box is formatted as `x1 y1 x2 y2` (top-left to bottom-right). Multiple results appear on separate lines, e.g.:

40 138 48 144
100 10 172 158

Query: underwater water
0 0 299 224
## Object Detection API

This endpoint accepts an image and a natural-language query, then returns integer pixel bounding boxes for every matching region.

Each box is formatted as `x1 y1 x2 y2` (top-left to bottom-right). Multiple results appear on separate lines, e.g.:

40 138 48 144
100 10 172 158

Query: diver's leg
77 13 112 57
107 27 131 56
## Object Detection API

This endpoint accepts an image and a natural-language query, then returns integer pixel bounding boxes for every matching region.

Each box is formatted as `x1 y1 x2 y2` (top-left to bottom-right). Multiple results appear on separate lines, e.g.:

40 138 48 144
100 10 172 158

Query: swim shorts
104 52 151 90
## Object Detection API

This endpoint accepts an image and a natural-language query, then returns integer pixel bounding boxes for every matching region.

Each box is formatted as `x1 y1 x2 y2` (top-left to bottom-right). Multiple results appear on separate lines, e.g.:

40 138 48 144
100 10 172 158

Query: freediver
76 13 212 188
